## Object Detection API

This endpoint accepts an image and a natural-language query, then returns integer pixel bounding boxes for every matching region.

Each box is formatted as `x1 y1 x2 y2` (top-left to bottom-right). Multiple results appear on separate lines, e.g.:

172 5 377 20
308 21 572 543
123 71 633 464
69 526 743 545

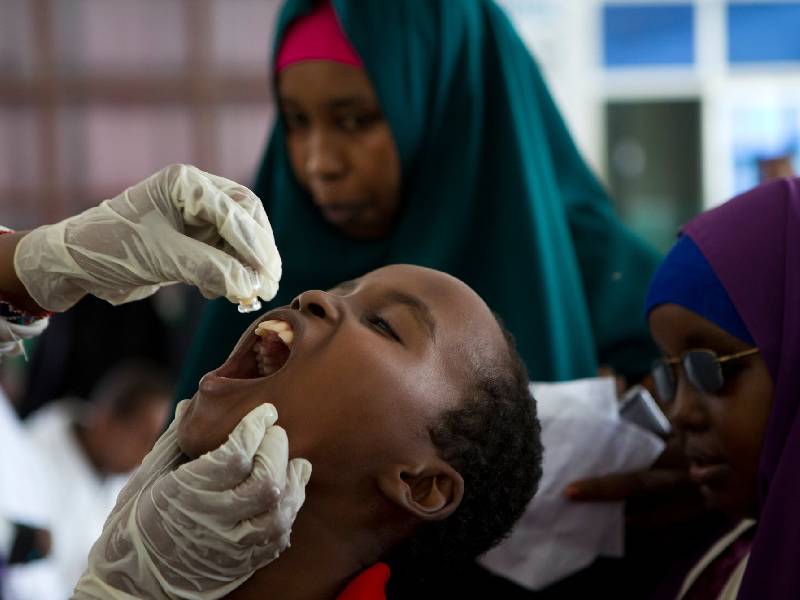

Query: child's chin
176 412 230 459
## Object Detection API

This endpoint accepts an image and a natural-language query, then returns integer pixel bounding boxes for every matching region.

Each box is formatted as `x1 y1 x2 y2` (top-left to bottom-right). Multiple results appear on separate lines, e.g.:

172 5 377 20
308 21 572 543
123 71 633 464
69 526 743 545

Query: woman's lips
317 202 372 225
689 462 728 485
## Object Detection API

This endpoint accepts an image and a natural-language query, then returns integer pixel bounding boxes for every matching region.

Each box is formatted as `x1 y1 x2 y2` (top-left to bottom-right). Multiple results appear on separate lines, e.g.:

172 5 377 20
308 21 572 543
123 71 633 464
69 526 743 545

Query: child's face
649 304 774 517
178 264 505 488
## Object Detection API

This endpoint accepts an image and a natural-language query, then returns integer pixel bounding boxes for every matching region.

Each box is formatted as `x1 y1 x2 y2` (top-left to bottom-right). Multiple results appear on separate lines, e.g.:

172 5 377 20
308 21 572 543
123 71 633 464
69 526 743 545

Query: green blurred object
175 0 660 402
606 100 703 254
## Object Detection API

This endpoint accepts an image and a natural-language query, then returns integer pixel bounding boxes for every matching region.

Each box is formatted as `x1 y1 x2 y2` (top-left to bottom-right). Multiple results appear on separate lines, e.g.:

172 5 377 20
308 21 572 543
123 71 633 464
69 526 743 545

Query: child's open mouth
253 320 293 376
215 318 294 380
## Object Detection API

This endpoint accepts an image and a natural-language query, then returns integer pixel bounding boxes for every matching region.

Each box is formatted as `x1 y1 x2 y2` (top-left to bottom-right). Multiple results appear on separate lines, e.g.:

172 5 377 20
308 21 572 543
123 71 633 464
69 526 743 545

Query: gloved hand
73 401 312 600
14 164 281 312
0 317 48 358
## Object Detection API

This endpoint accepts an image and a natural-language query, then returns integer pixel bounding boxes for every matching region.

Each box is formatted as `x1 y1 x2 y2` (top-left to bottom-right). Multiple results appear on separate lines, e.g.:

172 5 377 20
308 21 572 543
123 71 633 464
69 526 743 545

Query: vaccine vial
238 297 262 313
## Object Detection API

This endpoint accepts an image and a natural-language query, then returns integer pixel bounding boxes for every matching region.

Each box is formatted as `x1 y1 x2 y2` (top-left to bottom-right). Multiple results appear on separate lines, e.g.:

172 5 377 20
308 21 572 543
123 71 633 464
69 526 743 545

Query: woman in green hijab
176 0 659 399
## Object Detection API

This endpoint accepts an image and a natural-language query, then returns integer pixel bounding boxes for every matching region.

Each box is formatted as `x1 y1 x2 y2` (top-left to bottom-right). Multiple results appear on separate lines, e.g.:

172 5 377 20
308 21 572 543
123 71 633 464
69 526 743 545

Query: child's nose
291 289 341 322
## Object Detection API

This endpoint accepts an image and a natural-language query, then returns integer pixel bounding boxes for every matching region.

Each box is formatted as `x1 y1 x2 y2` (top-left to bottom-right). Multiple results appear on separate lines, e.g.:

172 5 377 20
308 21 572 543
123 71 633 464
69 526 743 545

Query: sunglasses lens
652 361 676 403
684 350 724 394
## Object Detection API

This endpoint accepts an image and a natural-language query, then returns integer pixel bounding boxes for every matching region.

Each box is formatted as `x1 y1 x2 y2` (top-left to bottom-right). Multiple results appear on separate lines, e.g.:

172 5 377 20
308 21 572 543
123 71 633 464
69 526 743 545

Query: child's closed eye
366 314 401 343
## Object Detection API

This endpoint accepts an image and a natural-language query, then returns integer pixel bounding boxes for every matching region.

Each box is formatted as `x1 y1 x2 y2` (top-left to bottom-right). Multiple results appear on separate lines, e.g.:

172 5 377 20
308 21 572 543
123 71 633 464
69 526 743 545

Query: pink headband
275 0 363 72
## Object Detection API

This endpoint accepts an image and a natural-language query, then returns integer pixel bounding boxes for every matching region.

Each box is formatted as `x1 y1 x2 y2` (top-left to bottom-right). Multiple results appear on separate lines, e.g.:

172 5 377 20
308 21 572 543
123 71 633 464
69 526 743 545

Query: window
728 3 800 63
603 4 695 67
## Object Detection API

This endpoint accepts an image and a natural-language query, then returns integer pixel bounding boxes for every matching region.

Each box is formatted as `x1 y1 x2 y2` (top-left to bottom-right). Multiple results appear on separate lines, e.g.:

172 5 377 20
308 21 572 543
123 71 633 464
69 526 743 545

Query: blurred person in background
643 177 800 599
0 361 57 600
17 295 171 420
21 361 172 599
757 153 796 182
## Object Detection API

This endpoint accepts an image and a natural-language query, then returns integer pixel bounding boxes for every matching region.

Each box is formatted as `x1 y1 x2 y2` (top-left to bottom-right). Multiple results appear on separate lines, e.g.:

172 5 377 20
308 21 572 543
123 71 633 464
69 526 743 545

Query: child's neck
225 496 378 600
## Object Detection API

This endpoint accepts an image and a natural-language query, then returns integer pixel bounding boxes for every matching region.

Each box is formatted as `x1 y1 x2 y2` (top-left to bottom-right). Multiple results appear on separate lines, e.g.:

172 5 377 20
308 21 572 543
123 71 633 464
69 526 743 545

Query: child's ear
377 461 464 521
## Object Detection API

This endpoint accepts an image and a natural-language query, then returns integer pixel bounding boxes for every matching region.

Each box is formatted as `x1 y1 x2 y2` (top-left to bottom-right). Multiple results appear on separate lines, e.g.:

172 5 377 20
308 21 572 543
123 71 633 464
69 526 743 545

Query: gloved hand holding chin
73 400 312 600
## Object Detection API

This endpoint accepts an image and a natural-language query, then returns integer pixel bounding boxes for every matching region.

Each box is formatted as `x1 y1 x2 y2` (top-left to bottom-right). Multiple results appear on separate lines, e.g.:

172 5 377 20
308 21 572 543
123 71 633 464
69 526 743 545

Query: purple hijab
682 177 800 598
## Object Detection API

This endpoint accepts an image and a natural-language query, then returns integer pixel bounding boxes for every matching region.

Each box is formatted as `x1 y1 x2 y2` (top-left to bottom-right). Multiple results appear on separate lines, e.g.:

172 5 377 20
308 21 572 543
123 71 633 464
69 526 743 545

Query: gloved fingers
173 397 191 422
251 424 290 490
288 457 313 490
236 457 311 548
214 208 281 302
194 169 266 222
156 424 305 528
166 235 263 303
283 457 312 515
212 424 291 522
175 167 272 248
218 184 281 296
172 403 278 492
212 181 275 250
183 195 280 302
253 458 311 537
175 168 281 302
115 402 188 506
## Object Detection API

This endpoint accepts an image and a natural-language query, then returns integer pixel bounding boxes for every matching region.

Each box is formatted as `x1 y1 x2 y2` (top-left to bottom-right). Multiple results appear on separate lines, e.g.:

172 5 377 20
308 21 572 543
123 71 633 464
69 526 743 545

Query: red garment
336 563 390 600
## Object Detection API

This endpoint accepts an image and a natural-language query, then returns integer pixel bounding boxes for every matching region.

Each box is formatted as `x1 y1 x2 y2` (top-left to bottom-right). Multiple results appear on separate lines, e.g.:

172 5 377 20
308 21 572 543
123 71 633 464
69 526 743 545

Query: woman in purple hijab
645 176 800 598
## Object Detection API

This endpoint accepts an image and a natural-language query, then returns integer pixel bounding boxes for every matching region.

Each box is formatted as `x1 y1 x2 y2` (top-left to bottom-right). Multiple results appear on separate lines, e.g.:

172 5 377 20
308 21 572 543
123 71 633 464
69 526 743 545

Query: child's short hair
387 316 542 583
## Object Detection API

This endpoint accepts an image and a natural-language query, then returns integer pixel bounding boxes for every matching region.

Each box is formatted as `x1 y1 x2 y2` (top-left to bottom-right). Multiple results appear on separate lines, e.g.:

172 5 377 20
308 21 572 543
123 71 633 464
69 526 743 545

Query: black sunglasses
651 348 759 403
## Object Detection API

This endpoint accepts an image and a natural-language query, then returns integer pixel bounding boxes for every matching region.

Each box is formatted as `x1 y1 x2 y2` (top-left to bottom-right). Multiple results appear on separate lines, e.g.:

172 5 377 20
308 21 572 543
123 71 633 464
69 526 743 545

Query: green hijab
176 0 659 401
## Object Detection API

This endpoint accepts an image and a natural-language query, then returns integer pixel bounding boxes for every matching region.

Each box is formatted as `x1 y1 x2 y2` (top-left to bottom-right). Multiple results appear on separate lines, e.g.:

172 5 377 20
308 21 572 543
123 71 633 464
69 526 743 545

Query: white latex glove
14 164 281 312
0 316 48 358
73 401 312 600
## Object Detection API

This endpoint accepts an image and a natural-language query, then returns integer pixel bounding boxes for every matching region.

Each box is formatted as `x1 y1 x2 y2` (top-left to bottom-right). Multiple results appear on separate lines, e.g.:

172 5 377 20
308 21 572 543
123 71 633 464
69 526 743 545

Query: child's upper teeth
257 319 290 332
256 319 294 345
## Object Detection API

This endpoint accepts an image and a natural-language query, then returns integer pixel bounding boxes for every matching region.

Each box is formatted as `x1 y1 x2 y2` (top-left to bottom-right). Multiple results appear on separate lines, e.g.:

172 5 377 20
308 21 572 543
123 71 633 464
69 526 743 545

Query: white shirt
24 402 129 599
0 388 60 600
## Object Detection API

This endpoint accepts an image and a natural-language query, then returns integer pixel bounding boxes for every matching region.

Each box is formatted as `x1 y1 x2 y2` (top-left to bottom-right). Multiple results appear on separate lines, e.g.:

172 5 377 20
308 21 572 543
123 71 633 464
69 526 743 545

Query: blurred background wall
498 0 800 251
0 0 279 228
0 0 798 395
3 0 800 248
0 0 285 403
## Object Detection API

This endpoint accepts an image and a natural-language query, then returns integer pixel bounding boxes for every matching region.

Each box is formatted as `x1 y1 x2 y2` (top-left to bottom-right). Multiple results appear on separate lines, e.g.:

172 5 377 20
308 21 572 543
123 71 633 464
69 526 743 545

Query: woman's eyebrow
325 96 373 110
384 290 436 341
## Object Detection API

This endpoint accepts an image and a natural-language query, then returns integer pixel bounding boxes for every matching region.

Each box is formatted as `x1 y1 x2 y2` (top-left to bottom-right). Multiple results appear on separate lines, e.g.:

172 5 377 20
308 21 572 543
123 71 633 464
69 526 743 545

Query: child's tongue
254 331 291 377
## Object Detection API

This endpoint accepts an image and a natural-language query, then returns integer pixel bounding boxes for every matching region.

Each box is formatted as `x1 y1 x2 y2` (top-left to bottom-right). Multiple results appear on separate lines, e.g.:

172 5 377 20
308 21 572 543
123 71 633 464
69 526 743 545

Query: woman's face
649 304 774 517
277 61 402 240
